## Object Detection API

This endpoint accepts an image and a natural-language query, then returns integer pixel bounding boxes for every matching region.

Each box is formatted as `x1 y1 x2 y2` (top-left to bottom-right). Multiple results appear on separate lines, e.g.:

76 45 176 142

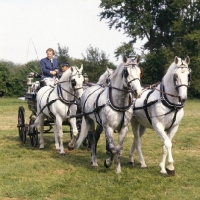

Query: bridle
68 69 84 91
173 64 191 92
57 69 84 101
122 62 141 89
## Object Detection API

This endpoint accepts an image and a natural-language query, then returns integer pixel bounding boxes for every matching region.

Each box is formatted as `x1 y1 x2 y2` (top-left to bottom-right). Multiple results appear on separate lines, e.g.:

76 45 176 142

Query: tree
100 0 200 97
114 42 136 60
99 0 200 53
54 43 70 66
81 45 116 81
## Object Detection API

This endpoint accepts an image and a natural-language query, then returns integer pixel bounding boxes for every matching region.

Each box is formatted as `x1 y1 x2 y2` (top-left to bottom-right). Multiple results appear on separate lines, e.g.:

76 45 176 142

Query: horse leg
84 117 97 167
160 125 179 176
68 117 78 149
154 123 174 175
38 114 45 149
55 116 65 154
94 125 103 154
94 125 110 155
104 126 116 168
115 125 129 173
53 122 60 151
129 118 147 168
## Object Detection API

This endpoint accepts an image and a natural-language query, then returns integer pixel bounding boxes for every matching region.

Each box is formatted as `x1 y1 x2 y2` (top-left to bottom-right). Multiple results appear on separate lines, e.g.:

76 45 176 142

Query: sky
0 0 144 66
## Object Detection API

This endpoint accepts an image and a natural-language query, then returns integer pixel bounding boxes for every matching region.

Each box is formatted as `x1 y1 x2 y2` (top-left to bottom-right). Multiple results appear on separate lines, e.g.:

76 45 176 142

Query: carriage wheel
17 106 27 144
28 116 38 147
30 133 38 147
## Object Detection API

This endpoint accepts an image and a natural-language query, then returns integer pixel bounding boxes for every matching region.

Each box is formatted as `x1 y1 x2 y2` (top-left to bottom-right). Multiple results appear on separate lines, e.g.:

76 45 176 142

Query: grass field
0 98 200 200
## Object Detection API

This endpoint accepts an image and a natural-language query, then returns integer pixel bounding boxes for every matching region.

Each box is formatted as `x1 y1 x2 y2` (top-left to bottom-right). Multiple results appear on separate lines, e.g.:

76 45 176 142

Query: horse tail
75 116 88 148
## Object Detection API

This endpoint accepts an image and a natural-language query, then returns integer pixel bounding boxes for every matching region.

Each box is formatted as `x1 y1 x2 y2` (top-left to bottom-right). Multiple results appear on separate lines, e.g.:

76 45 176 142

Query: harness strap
143 90 155 125
82 86 103 113
57 84 75 104
94 89 105 126
107 84 133 112
47 89 56 119
160 83 184 131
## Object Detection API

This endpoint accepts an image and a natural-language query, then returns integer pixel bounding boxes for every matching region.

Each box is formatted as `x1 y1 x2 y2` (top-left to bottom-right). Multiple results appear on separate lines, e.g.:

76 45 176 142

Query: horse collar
160 83 185 109
107 84 133 112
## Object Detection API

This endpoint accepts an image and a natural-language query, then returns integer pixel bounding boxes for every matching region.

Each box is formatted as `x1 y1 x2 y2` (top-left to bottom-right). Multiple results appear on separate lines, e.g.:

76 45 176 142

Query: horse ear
80 64 83 71
185 56 190 65
136 55 141 63
174 56 179 64
123 55 127 63
140 67 144 78
106 67 109 71
70 67 73 72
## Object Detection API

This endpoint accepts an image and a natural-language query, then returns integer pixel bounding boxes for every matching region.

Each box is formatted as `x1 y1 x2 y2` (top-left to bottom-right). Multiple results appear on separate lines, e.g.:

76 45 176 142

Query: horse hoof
39 147 44 150
106 150 111 155
68 145 74 151
92 163 98 168
128 161 134 166
141 164 148 168
104 160 110 168
166 168 175 176
60 153 66 156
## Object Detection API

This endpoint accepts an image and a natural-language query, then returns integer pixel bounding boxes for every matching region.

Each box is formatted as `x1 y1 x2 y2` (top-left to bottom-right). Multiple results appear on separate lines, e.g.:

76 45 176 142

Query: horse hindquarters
129 117 147 168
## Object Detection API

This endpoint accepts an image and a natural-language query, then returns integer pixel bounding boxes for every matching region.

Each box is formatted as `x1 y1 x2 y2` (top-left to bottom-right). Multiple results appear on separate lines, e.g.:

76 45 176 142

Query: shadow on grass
3 133 165 176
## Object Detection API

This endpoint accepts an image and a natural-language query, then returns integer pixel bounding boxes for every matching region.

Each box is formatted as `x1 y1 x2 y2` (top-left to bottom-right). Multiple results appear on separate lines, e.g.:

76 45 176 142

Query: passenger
40 48 59 86
58 62 70 78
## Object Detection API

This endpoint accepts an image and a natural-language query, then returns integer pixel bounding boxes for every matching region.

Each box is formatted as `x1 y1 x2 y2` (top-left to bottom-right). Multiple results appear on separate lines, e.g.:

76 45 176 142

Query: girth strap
47 89 56 119
143 90 154 125
94 89 105 126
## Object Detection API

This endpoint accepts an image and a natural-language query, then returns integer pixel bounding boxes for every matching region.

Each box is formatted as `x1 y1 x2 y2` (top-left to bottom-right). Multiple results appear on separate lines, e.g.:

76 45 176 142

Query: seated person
40 48 59 86
58 62 70 78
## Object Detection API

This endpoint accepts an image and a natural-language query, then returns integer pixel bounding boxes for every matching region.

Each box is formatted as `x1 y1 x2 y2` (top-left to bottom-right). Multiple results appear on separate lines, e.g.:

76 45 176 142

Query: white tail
75 116 88 148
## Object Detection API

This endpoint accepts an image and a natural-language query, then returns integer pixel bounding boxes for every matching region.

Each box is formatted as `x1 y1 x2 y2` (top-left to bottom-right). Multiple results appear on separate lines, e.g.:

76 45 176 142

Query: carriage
17 72 85 147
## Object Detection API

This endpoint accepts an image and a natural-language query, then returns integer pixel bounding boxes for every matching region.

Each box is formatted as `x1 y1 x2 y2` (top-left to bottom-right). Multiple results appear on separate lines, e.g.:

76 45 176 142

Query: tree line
1 0 200 97
0 45 116 97
100 0 200 98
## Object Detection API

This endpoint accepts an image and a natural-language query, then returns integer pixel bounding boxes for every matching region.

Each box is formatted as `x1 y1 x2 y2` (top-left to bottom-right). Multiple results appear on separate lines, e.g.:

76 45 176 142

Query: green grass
0 98 200 199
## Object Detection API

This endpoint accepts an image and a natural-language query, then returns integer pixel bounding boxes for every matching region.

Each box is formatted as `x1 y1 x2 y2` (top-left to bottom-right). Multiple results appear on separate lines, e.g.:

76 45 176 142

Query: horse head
122 55 142 97
173 56 191 103
70 65 84 98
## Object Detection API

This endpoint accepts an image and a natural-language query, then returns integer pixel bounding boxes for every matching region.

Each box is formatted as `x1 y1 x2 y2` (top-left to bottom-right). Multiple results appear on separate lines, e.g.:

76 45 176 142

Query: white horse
97 67 114 85
129 56 191 175
33 65 84 154
75 56 142 173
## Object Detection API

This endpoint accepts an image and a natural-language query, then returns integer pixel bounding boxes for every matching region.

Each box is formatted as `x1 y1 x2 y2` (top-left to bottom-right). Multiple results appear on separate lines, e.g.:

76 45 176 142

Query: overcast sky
0 0 144 65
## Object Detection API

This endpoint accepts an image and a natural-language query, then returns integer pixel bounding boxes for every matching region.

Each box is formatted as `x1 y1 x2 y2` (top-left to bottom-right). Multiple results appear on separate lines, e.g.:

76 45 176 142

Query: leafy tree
0 63 10 97
114 42 136 60
81 45 116 81
99 0 200 52
55 43 70 66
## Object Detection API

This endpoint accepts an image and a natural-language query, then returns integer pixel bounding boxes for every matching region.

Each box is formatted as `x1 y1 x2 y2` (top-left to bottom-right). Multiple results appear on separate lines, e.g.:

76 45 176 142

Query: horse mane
110 62 124 81
97 72 108 84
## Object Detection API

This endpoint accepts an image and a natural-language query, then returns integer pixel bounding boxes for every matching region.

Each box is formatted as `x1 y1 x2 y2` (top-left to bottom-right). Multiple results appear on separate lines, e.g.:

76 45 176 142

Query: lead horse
75 56 142 173
129 56 191 175
33 66 84 154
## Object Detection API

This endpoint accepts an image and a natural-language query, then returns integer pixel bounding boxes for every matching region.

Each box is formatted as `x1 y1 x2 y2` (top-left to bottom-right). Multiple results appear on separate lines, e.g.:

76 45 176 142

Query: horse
32 65 84 154
129 56 191 175
75 56 142 173
97 67 114 85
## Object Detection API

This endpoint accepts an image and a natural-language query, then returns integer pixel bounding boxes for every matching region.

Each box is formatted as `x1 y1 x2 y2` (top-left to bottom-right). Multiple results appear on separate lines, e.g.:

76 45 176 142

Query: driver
40 48 59 86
